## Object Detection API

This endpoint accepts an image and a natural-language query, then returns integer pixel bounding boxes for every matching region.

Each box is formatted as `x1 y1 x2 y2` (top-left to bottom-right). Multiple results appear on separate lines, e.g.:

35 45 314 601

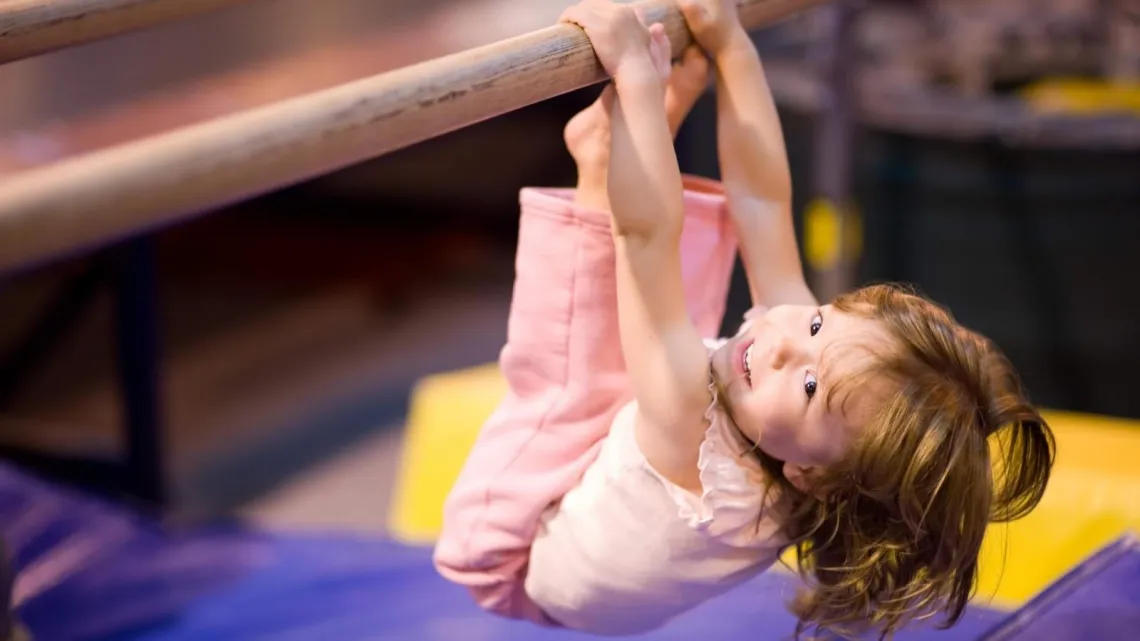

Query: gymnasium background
0 0 1137 639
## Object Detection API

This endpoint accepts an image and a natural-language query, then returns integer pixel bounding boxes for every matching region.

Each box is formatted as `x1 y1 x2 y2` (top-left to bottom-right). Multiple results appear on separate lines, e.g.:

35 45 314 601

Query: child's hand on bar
560 0 667 87
679 0 748 58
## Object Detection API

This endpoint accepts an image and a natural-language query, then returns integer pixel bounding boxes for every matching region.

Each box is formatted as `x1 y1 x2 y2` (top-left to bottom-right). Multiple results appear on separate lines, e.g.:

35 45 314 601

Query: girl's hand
678 0 746 57
560 0 660 83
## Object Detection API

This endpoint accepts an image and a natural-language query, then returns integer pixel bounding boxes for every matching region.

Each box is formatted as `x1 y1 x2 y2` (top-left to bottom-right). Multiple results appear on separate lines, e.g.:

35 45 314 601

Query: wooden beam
0 0 825 275
0 0 259 63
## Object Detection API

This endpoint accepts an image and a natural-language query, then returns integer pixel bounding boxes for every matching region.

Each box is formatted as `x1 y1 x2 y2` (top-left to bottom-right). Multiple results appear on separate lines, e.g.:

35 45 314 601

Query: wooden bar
0 0 259 63
0 0 826 276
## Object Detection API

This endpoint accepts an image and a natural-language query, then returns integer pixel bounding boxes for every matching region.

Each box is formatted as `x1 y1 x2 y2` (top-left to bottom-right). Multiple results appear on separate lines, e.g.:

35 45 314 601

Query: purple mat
127 537 1005 641
0 466 275 641
982 534 1140 641
0 459 1003 641
13 461 1124 641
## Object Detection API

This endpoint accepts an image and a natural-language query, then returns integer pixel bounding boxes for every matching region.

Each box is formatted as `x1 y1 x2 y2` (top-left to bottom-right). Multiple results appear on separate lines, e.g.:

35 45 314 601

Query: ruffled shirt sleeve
651 338 775 545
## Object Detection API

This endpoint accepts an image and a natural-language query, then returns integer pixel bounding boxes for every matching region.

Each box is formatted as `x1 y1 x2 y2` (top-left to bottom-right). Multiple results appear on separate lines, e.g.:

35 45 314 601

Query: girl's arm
716 31 816 307
562 0 711 490
609 61 711 489
682 0 817 308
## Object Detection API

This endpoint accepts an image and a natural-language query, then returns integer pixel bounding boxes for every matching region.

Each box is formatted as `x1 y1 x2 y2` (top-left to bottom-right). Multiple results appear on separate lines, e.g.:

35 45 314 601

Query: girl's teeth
744 344 753 374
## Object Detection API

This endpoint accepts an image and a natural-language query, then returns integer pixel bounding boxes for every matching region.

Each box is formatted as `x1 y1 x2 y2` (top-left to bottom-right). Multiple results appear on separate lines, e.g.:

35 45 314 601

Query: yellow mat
389 363 1140 608
1020 78 1140 116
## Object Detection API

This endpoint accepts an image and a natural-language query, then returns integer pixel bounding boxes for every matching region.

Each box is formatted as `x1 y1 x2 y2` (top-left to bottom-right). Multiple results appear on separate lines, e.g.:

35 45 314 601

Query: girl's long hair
725 284 1054 640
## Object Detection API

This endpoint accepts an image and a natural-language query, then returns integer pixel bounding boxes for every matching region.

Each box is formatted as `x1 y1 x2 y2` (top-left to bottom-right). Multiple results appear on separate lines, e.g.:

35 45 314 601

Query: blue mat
0 463 1128 640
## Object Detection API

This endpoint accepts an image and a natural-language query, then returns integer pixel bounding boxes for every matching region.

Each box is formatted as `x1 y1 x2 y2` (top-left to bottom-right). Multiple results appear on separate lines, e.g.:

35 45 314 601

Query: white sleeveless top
525 340 785 635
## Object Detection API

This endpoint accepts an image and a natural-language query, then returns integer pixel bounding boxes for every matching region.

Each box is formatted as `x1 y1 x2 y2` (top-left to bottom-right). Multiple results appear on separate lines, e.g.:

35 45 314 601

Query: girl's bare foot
565 39 710 208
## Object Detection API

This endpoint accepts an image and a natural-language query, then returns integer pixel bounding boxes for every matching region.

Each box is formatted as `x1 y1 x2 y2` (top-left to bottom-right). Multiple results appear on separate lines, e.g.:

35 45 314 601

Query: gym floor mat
0 463 1006 641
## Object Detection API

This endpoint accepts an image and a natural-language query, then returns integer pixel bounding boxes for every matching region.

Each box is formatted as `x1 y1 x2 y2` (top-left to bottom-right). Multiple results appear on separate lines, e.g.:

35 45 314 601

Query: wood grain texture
0 0 258 63
0 0 828 275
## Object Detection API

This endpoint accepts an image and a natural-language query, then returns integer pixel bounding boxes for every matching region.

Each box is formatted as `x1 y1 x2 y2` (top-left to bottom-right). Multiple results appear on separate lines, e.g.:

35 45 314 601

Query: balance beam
0 0 258 64
0 0 825 276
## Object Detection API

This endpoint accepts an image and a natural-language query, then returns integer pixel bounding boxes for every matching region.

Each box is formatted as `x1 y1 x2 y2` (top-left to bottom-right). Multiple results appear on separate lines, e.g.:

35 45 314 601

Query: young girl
435 1 1055 638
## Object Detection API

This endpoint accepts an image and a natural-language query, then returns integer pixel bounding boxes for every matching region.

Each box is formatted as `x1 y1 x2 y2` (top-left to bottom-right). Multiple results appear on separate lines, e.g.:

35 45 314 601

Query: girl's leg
433 187 631 625
433 179 736 624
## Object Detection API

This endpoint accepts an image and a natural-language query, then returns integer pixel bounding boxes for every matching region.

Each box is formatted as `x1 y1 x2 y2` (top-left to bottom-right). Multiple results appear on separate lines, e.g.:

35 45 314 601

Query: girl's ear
782 462 826 498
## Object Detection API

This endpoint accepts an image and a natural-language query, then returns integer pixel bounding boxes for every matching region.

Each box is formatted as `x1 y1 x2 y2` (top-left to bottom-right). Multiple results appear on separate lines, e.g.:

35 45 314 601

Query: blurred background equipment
741 0 1140 417
0 0 262 63
0 0 1138 639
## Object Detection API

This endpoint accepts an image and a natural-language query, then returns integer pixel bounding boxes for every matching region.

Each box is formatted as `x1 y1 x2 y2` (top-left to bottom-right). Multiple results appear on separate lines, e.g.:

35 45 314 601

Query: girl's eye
810 312 823 337
804 372 818 400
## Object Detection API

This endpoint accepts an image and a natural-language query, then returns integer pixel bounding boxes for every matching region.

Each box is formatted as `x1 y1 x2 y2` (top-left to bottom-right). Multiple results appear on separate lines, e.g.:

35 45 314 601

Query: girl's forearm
714 28 792 203
714 28 811 306
607 62 685 241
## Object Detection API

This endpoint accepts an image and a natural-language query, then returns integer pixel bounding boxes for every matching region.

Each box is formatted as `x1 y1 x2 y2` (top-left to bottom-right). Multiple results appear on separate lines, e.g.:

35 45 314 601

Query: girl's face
712 304 893 486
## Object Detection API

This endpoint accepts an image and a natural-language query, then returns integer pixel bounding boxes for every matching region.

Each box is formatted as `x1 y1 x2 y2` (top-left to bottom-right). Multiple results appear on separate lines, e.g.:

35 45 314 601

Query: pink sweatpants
433 176 739 625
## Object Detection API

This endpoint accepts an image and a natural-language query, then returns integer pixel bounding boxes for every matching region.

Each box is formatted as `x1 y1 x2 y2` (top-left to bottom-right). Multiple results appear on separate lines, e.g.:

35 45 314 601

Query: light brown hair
748 284 1055 640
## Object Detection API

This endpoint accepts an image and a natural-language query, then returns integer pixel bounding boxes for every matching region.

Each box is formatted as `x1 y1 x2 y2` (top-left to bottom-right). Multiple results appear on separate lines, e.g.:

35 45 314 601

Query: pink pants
433 176 739 625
